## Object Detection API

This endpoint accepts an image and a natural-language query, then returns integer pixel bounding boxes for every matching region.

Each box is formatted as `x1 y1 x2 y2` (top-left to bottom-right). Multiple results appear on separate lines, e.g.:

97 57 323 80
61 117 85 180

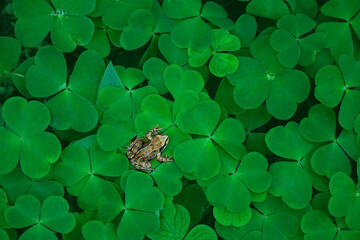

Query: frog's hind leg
156 152 173 162
146 125 162 140
127 138 144 159
131 158 156 172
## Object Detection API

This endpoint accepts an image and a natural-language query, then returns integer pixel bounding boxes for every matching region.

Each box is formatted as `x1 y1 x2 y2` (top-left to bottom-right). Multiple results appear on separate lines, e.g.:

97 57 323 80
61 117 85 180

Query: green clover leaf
0 168 64 205
13 0 96 52
265 122 313 208
55 142 127 222
299 104 352 178
118 171 165 240
269 13 326 68
315 55 360 130
163 65 204 99
143 57 169 94
212 118 246 159
228 48 310 120
148 204 217 240
0 37 21 74
0 229 8 240
270 29 300 69
162 0 201 19
188 29 240 77
266 122 313 161
301 210 360 240
246 0 289 20
120 9 155 50
216 194 306 240
329 171 360 230
151 162 183 196
158 34 189 66
26 46 105 132
83 19 111 58
176 99 220 136
205 152 271 226
5 195 75 239
214 79 244 115
269 161 312 209
174 138 220 180
0 97 61 179
96 0 153 30
200 2 234 30
135 94 172 135
171 17 213 50
233 14 257 48
316 0 360 59
82 220 117 240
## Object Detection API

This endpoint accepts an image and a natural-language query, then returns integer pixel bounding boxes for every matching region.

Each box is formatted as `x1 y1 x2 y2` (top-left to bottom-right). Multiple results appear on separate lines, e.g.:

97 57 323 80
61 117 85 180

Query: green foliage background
1 0 360 239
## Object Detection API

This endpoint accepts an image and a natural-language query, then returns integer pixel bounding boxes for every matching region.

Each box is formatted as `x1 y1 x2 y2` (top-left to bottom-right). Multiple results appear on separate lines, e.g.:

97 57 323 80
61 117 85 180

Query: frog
127 125 173 172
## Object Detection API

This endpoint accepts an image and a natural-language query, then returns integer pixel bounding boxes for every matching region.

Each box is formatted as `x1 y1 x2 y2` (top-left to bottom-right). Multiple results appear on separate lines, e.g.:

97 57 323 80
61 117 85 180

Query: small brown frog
127 125 173 172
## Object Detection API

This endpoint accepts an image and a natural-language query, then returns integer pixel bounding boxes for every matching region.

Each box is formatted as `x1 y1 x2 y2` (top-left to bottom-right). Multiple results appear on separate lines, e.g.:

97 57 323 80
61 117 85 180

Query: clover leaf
55 142 127 222
163 65 204 99
120 9 155 50
270 14 326 68
316 0 360 59
174 95 248 180
117 170 164 240
328 170 360 230
25 46 105 132
0 37 21 74
143 57 169 94
5 195 75 240
167 1 231 50
0 97 61 179
214 78 244 116
300 104 352 178
188 29 240 77
135 94 172 134
205 152 271 226
162 0 201 19
13 0 96 52
171 17 213 50
158 34 189 66
246 0 289 20
151 162 183 196
148 204 217 240
200 1 234 30
266 122 313 209
82 220 117 240
0 229 8 240
233 14 257 48
228 35 310 120
94 0 153 30
301 210 360 240
216 194 307 240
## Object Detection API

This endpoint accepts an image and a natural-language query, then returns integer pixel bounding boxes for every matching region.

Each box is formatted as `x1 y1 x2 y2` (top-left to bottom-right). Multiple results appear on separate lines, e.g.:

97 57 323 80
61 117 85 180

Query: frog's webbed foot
130 159 157 172
157 152 173 162
146 124 163 140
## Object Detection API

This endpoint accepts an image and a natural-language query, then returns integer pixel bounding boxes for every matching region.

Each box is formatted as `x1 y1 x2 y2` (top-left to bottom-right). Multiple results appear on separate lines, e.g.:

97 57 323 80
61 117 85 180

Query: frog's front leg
146 125 162 140
156 152 173 162
131 158 156 172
